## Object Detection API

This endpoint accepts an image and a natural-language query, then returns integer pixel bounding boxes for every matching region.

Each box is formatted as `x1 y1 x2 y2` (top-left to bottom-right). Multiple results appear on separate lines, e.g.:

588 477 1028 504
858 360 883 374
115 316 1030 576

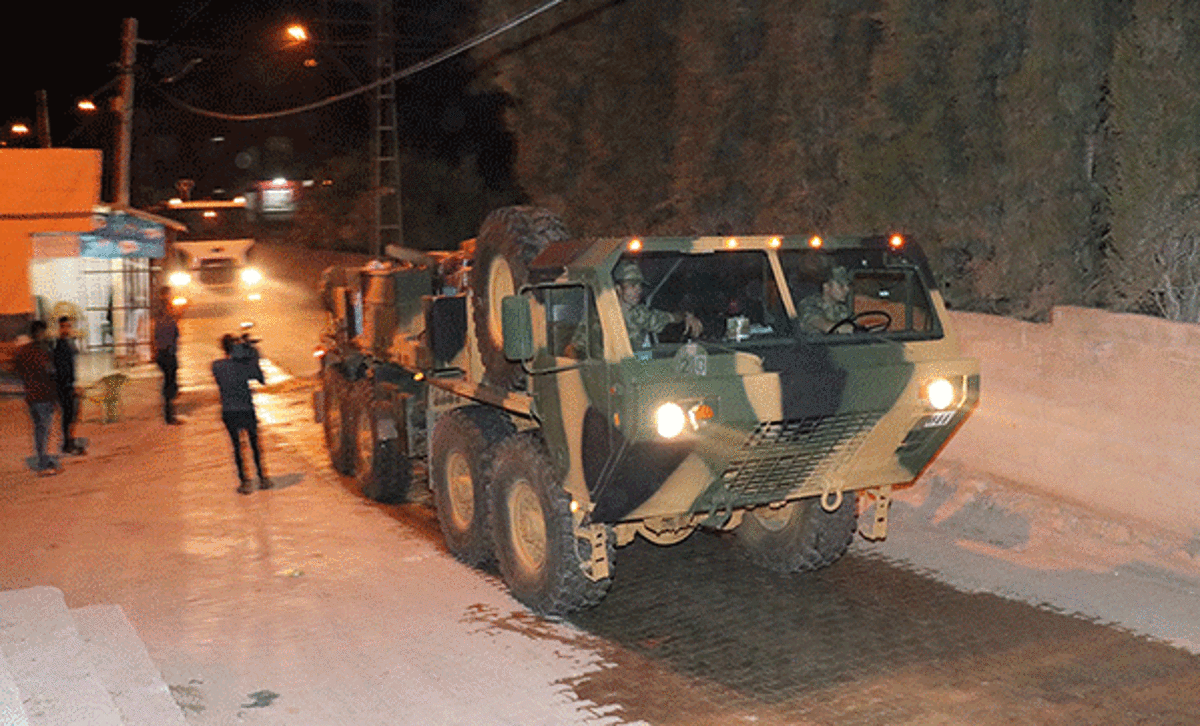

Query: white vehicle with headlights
315 206 980 617
152 196 265 312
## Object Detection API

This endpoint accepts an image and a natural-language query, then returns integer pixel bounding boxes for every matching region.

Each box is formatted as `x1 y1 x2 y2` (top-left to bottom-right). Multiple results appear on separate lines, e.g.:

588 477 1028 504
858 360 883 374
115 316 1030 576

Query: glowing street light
77 99 97 112
10 123 29 135
285 24 308 43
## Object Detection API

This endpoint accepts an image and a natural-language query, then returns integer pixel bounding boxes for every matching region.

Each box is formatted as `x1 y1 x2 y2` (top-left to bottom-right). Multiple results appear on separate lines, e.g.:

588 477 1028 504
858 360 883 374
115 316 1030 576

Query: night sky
3 4 194 141
3 1 493 204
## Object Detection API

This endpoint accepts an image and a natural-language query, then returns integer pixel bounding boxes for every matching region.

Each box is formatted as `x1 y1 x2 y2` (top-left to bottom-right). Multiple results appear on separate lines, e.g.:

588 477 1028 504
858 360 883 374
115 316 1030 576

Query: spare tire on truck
469 206 569 389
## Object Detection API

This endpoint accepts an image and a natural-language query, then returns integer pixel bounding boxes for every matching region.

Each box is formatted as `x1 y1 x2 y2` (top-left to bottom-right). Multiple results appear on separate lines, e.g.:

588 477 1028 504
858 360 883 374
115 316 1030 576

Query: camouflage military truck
315 206 979 616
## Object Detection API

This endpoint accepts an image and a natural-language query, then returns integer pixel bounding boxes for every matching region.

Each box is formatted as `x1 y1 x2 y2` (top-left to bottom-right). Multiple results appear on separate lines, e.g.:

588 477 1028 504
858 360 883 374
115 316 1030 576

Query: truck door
529 284 614 505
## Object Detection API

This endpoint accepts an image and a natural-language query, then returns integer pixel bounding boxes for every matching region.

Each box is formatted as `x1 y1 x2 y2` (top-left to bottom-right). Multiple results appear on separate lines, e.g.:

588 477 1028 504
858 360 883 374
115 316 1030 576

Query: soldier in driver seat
798 266 853 334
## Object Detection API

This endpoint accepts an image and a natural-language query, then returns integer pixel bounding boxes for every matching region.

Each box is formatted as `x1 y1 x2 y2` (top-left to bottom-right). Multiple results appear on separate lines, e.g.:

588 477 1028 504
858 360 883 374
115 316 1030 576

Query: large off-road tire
490 433 613 617
430 407 515 565
732 493 858 573
470 206 569 389
322 365 354 475
349 384 413 503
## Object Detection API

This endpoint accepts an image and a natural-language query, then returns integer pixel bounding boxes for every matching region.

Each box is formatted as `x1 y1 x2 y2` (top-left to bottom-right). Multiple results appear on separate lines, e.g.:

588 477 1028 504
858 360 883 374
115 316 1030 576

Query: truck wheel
490 433 613 616
430 407 515 565
351 390 413 504
732 493 858 573
322 366 354 475
470 206 569 389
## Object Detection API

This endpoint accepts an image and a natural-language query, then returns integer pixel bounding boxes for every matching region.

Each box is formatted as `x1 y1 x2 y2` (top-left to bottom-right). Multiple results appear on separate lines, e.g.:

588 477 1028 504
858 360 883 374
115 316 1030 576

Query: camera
230 332 260 360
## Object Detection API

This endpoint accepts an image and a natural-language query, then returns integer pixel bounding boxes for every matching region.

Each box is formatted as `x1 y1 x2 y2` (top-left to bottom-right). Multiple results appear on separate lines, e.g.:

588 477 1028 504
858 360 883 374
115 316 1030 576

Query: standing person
153 297 183 425
53 316 85 455
212 333 270 494
13 320 62 475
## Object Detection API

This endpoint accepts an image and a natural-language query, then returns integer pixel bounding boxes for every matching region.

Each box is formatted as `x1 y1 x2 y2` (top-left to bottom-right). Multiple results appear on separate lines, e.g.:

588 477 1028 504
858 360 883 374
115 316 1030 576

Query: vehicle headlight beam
655 402 687 438
925 378 956 410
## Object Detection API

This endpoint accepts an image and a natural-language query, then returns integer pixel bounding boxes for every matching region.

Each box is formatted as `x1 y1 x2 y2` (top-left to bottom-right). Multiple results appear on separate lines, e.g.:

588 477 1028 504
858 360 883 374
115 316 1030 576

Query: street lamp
10 123 30 135
77 100 97 112
285 24 308 43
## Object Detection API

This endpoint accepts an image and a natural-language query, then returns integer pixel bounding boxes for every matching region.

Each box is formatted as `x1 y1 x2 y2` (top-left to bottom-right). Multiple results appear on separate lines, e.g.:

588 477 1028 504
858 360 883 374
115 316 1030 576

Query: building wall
0 149 102 327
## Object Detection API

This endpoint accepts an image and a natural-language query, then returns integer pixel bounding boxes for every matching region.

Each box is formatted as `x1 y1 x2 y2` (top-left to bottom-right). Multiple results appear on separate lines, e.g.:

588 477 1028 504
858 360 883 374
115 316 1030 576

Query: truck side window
540 285 598 360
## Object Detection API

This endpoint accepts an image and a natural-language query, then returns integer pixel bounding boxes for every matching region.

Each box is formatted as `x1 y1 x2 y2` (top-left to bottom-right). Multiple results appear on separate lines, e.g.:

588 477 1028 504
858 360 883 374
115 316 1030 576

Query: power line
150 0 568 122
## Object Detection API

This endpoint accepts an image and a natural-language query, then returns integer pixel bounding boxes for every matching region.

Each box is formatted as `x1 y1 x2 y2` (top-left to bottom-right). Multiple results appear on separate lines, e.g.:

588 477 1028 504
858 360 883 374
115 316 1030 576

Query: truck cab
502 234 977 535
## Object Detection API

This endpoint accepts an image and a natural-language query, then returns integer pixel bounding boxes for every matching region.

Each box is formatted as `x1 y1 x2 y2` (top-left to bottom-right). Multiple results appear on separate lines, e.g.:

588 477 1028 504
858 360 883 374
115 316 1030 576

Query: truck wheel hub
446 452 474 529
508 479 546 573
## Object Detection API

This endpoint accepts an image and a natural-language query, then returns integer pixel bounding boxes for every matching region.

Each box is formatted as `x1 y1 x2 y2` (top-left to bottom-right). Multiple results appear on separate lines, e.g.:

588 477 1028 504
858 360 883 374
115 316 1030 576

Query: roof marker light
628 238 642 252
725 238 738 249
889 234 905 249
769 237 782 248
809 236 823 249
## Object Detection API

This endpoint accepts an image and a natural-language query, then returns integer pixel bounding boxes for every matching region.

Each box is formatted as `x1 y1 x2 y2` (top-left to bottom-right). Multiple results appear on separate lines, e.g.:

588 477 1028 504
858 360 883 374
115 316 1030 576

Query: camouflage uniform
798 266 853 333
623 304 677 349
611 260 681 349
797 295 851 333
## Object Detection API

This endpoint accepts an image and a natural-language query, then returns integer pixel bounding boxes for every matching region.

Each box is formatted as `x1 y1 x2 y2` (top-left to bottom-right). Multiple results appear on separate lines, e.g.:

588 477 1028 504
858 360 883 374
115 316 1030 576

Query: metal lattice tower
312 0 402 256
372 0 402 256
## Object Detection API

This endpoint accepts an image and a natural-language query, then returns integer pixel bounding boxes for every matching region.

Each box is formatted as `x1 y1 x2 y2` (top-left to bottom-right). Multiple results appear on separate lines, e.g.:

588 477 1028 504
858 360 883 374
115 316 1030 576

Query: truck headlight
168 271 191 287
925 378 956 410
655 402 687 438
241 267 263 285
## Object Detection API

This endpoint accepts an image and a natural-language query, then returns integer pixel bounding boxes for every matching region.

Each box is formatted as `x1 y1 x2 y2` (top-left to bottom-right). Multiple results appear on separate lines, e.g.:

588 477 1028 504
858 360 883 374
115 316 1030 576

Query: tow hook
857 485 892 541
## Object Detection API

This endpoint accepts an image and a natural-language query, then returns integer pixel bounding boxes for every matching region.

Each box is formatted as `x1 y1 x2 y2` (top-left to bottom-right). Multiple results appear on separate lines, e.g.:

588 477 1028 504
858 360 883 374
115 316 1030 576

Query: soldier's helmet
614 260 646 285
829 266 851 286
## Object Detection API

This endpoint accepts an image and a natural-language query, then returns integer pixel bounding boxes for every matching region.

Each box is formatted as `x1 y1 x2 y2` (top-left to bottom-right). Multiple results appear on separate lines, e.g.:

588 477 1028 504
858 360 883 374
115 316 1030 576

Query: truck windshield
620 251 787 347
778 248 938 338
162 207 251 242
616 248 939 349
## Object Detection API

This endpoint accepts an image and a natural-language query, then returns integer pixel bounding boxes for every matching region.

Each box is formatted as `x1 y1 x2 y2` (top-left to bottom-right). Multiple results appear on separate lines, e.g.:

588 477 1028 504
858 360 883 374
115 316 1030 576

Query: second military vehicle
316 207 979 615
151 196 264 312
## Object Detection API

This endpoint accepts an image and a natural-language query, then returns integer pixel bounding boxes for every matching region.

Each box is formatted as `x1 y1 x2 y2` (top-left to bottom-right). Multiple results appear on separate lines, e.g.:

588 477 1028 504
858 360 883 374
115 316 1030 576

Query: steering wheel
826 310 893 334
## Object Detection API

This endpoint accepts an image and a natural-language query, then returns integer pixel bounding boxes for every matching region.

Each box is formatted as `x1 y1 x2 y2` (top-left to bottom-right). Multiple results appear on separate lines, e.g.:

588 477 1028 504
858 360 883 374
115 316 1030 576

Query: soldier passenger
613 260 703 348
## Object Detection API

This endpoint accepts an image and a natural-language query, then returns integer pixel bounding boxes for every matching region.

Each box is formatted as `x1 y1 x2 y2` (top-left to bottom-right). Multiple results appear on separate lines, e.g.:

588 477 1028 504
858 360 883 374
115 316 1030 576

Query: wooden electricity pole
114 18 137 207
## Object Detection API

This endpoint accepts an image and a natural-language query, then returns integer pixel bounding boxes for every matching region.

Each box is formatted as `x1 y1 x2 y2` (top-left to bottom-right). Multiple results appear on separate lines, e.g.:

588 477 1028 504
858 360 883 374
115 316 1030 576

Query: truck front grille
719 411 883 499
199 262 236 286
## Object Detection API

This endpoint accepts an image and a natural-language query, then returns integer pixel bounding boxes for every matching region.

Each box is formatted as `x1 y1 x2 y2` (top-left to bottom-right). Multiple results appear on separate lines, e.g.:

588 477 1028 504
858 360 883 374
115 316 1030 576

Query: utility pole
35 90 51 148
114 17 137 207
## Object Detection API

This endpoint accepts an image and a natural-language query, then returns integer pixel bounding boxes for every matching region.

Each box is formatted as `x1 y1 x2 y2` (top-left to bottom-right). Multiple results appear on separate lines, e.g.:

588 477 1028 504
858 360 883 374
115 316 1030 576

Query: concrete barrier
940 306 1200 538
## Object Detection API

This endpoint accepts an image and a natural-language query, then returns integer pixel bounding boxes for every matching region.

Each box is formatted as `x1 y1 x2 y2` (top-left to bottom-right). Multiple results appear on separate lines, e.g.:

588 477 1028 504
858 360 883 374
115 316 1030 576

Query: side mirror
501 295 534 361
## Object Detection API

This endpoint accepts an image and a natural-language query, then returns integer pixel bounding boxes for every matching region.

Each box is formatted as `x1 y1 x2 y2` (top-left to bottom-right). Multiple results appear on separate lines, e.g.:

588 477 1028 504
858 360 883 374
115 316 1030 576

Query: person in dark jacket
153 298 183 425
13 320 61 475
53 316 84 455
212 333 270 494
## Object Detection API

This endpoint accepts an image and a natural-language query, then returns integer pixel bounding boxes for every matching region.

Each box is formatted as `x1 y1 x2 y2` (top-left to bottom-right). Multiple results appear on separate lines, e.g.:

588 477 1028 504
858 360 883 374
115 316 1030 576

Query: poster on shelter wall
78 212 165 259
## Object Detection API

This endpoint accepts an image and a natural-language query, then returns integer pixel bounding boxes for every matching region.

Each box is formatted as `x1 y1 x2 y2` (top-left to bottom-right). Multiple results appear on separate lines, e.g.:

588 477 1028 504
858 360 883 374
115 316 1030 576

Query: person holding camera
212 333 270 494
